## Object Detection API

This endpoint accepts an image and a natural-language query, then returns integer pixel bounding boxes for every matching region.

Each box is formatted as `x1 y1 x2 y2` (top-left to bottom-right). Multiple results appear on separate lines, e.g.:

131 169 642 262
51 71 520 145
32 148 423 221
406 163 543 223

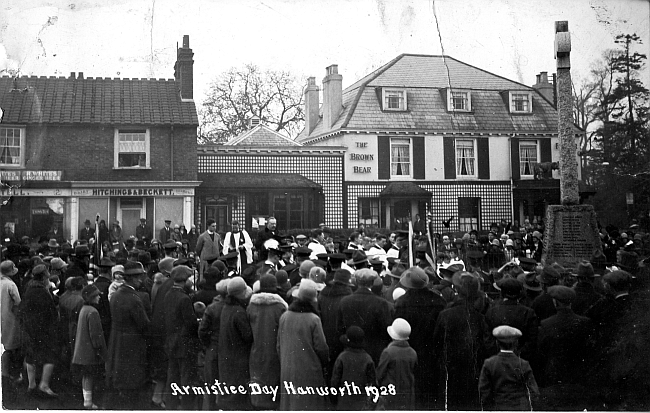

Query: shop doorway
206 205 228 233
122 209 141 239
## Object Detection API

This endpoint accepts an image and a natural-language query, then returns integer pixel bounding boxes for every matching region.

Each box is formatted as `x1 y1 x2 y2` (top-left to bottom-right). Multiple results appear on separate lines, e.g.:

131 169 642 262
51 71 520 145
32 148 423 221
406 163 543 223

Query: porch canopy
379 182 432 199
198 173 321 190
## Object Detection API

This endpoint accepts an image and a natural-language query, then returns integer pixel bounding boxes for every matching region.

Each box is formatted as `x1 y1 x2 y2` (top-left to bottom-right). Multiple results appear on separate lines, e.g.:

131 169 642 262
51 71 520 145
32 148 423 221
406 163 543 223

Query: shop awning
198 173 321 190
379 182 432 198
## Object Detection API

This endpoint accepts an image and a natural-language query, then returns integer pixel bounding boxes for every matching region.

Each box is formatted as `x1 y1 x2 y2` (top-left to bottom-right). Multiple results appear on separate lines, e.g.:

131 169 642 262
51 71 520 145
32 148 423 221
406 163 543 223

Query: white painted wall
489 136 512 180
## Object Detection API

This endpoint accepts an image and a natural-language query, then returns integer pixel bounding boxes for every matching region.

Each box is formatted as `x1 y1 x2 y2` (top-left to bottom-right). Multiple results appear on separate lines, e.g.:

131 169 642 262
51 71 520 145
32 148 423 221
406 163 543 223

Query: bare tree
199 64 305 144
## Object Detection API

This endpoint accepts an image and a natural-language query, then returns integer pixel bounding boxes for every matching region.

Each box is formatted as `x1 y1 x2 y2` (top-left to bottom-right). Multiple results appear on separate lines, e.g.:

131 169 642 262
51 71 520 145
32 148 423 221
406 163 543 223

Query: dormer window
447 89 471 112
383 89 407 111
509 92 532 113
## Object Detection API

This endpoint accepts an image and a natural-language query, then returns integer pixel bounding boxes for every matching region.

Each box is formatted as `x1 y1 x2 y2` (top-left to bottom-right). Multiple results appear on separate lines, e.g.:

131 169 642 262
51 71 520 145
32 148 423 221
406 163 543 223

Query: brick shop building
0 36 199 242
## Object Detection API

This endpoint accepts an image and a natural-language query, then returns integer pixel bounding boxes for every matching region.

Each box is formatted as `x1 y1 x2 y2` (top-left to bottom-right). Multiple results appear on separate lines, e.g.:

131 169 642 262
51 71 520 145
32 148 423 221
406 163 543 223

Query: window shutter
477 138 490 179
443 137 456 179
540 138 552 178
540 138 552 162
511 138 520 180
378 136 390 180
413 137 425 179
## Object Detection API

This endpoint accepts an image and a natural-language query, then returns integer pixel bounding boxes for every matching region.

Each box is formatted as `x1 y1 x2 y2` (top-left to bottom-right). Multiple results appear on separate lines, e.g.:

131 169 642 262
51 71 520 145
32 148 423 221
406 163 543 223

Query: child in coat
71 284 107 409
376 318 417 410
478 325 539 411
331 326 377 410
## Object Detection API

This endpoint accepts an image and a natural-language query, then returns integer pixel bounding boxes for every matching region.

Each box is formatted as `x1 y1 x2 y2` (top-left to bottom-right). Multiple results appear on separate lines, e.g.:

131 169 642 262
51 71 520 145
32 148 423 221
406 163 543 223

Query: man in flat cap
159 219 173 244
479 325 539 411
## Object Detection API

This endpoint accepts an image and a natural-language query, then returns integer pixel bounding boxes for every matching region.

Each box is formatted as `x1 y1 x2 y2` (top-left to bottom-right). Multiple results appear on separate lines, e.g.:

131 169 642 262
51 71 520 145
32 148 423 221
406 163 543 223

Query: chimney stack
174 35 194 101
532 71 555 105
304 77 320 135
322 65 342 129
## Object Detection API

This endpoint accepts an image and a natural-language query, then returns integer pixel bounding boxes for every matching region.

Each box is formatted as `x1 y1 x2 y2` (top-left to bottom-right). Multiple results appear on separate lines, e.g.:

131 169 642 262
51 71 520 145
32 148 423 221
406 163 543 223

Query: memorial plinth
542 205 601 269
542 21 603 270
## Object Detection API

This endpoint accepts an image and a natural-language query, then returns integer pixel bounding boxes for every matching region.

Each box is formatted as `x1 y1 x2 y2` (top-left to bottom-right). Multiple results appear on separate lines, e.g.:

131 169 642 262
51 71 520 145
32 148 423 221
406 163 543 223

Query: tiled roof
225 124 301 146
0 76 198 125
298 54 574 143
366 55 531 90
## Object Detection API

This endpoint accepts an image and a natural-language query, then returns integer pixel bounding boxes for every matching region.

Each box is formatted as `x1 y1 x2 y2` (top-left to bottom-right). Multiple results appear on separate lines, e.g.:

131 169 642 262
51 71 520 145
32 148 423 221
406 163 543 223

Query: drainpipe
170 126 175 181
509 134 515 222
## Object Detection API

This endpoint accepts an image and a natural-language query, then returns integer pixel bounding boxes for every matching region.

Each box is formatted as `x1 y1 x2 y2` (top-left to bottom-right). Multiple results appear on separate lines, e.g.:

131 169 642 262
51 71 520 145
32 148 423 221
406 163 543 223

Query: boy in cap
376 318 417 410
331 325 377 410
479 325 539 411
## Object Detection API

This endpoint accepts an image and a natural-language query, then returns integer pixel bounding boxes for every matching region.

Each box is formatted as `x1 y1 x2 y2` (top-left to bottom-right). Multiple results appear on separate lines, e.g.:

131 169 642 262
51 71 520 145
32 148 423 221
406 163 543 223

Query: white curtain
456 141 475 175
391 144 410 175
520 144 537 175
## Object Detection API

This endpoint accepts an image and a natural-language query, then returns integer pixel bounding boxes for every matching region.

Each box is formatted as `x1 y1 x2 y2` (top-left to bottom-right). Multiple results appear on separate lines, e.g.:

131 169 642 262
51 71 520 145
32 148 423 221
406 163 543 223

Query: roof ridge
340 54 406 129
443 56 534 90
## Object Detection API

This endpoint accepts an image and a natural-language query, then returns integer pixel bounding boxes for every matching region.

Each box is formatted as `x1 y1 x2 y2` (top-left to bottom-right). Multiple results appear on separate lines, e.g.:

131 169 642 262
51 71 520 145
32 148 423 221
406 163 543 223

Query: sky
0 0 648 109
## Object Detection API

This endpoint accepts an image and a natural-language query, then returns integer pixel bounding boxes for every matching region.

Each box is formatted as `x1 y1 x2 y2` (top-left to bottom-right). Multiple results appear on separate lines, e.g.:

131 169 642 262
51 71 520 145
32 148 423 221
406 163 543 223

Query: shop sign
0 170 62 181
71 188 195 197
31 208 50 215
0 188 70 197
350 141 372 174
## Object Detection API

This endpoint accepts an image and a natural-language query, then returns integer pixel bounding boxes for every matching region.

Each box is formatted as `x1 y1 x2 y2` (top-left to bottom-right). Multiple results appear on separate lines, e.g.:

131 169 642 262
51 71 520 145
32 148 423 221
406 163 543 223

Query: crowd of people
1 215 650 410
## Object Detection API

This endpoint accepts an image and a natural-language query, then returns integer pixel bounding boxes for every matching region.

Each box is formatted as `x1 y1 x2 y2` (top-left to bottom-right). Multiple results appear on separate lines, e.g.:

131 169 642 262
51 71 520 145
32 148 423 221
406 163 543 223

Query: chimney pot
322 65 343 130
304 77 320 135
540 71 548 83
70 72 76 79
174 35 194 100
78 72 84 79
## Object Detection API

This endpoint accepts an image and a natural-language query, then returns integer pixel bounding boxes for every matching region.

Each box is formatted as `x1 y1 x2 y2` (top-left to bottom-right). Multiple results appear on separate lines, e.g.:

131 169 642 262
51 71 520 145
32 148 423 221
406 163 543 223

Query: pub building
297 56 585 233
0 36 199 242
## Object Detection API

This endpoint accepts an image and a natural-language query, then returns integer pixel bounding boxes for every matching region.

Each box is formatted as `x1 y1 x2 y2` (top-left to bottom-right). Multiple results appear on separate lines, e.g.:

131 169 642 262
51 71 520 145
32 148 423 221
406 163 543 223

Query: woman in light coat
247 274 288 409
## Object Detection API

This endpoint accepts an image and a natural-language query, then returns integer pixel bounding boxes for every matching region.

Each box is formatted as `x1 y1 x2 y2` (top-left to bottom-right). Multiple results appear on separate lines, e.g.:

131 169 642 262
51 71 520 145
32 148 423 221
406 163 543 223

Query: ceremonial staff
425 207 437 271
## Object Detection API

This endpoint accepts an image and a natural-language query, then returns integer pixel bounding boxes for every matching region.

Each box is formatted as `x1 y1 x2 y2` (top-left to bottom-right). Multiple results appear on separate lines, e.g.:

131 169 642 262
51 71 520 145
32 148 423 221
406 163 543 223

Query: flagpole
408 221 414 268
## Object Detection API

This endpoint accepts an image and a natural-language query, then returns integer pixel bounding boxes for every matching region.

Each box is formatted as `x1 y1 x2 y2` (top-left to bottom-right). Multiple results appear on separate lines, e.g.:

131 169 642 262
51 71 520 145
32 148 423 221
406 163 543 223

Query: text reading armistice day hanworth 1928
170 380 397 403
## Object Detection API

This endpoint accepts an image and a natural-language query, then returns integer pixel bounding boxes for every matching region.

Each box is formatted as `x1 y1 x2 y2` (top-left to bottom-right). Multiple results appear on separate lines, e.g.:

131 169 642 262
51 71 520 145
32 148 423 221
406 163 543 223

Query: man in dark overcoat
484 277 538 362
394 267 446 410
531 265 561 322
336 269 393 366
135 218 153 243
255 217 278 262
105 261 150 409
79 219 95 243
537 286 594 386
572 261 602 316
159 219 173 244
319 269 354 384
432 272 492 411
164 265 199 410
